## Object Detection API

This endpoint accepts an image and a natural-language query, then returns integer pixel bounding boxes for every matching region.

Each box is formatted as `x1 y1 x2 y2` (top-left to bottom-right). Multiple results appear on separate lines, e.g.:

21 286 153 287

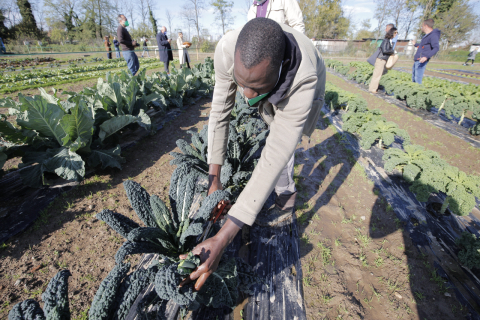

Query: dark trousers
465 59 475 64
107 52 112 59
164 60 170 73
181 52 190 69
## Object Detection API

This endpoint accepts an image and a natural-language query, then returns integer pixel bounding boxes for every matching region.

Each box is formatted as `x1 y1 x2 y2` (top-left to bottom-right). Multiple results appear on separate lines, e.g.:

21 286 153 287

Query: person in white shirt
176 32 191 69
247 0 305 34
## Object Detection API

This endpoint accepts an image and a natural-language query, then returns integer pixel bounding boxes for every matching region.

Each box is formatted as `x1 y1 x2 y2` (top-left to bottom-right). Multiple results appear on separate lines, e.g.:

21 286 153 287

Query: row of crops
0 58 171 93
0 58 214 189
325 60 480 135
325 81 480 216
1 57 107 72
7 92 269 320
325 81 480 268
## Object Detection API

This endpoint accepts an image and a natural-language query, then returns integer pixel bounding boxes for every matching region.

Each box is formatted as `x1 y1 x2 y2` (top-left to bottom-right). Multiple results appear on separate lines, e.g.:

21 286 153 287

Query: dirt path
296 113 467 319
327 73 480 176
0 99 212 319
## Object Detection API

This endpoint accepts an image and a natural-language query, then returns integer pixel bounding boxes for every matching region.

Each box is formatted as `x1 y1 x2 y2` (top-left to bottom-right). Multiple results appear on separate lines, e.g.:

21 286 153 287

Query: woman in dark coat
156 26 174 75
104 36 112 59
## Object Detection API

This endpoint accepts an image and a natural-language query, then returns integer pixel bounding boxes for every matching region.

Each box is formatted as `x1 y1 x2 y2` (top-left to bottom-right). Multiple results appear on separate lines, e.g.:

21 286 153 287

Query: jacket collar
267 32 302 106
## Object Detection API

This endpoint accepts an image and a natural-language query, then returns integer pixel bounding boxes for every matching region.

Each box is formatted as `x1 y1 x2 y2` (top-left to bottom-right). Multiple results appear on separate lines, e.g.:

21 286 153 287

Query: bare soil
295 118 467 319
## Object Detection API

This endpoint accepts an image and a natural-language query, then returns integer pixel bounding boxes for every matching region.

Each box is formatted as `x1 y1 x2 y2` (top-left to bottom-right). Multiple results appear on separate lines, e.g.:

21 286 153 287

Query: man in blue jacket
412 19 441 84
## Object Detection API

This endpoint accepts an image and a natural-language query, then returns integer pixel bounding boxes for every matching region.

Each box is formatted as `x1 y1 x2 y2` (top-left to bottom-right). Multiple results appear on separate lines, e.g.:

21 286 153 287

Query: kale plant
456 232 480 269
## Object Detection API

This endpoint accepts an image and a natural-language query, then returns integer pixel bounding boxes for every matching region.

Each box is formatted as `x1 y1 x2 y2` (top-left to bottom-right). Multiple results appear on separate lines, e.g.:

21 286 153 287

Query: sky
150 0 379 40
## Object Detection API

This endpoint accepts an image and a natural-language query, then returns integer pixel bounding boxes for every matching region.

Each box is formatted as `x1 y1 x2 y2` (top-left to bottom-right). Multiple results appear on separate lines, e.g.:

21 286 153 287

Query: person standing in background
104 36 112 59
463 47 479 66
412 19 441 84
369 27 397 93
247 0 305 34
113 36 121 58
141 38 150 57
156 26 174 75
117 14 140 75
0 37 6 54
177 32 191 69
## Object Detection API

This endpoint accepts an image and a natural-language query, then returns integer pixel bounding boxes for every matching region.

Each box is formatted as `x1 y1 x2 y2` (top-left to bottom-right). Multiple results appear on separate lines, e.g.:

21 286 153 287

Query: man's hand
167 39 171 43
179 219 240 291
418 57 428 63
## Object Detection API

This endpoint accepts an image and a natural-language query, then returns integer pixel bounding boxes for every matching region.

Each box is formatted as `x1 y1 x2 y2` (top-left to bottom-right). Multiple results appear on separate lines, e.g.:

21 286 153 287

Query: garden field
0 54 479 320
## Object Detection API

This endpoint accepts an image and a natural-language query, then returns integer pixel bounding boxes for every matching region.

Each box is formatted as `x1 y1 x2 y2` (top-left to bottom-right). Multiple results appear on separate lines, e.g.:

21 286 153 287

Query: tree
183 0 204 59
355 19 374 40
0 9 14 40
16 0 42 37
148 5 157 35
210 0 233 35
181 7 194 40
298 0 351 39
434 0 480 49
242 0 250 18
137 0 149 26
402 0 420 39
166 9 174 35
44 0 79 39
373 0 390 40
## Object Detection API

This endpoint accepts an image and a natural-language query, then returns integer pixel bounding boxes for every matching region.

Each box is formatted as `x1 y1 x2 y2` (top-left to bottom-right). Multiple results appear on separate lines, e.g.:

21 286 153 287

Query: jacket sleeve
228 76 317 226
425 32 440 59
284 0 305 34
207 38 238 165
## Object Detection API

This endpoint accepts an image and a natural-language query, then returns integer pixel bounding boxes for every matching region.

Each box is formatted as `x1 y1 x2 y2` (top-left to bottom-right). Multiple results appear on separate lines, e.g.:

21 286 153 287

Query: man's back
117 25 134 51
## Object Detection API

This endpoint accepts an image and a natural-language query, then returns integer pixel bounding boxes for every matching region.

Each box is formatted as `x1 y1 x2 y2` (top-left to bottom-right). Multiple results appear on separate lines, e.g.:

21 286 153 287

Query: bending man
179 18 325 290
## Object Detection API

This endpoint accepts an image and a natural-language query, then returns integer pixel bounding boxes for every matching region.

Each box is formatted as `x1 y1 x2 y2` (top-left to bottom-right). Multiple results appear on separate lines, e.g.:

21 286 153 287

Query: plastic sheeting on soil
0 97 204 245
328 69 480 149
322 104 480 319
126 178 306 320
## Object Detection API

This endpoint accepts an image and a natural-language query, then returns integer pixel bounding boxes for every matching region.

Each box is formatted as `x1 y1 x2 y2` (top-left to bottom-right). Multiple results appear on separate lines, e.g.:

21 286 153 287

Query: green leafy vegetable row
325 59 480 135
325 81 480 217
0 59 165 92
0 58 215 187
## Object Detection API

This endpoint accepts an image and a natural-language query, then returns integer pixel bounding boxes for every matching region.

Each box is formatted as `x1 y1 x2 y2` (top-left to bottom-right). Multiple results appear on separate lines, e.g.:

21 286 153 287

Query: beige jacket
176 37 190 65
207 23 326 226
247 0 305 34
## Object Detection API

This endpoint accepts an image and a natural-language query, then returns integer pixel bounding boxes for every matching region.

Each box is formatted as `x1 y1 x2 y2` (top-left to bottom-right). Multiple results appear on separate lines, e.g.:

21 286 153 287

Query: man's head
385 23 394 33
117 14 127 27
422 19 434 33
234 18 286 100
179 32 183 37
161 26 167 33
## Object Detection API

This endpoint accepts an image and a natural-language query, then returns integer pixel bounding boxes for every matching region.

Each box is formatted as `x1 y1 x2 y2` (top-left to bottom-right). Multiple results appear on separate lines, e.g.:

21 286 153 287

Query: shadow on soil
291 114 467 319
